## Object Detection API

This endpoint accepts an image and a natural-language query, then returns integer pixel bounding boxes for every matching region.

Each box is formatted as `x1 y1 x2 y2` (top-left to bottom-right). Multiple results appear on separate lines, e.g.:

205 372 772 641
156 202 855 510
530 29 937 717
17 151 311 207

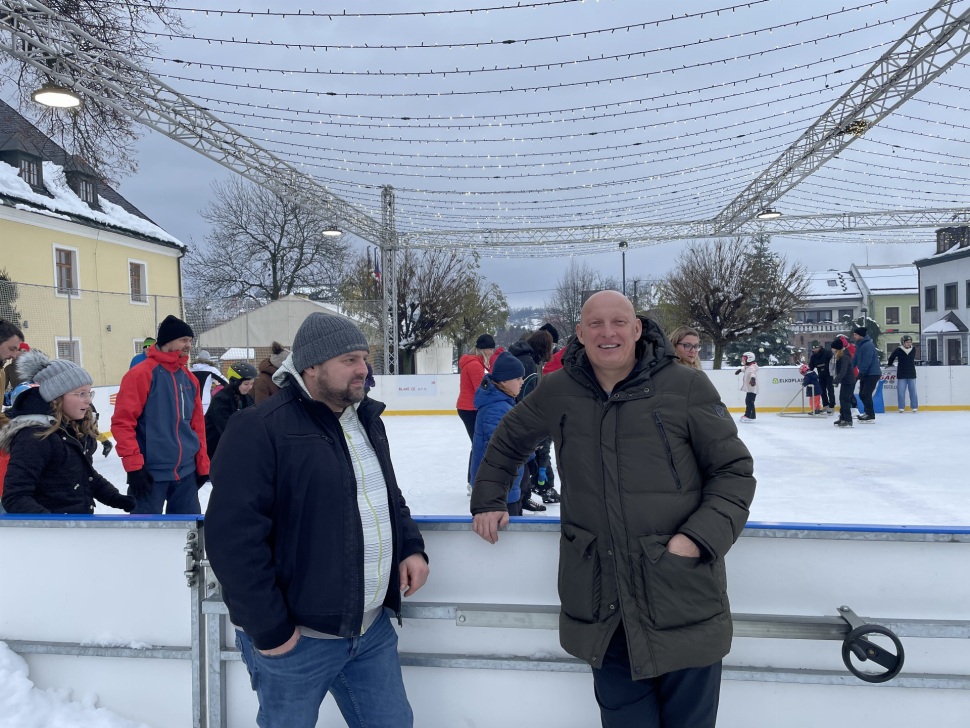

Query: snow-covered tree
661 236 808 369
185 177 351 302
545 260 619 340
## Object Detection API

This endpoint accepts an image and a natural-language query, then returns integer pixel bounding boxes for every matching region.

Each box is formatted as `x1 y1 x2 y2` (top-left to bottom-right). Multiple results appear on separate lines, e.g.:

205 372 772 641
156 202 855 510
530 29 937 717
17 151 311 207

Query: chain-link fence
0 279 386 387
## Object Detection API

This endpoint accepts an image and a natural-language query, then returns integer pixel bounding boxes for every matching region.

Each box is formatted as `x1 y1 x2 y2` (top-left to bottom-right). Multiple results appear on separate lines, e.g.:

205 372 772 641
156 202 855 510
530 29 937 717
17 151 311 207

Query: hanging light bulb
31 82 81 109
322 222 343 236
756 208 782 220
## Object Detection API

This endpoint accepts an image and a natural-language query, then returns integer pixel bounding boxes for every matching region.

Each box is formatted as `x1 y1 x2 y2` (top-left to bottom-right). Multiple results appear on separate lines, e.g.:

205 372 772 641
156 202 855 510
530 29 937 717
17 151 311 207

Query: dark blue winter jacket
851 335 882 377
801 370 821 393
471 375 530 505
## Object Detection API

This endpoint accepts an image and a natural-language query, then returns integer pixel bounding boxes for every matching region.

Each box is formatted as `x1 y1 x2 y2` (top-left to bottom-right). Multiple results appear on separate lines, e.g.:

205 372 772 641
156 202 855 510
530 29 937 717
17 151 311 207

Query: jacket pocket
652 413 681 490
639 534 725 630
558 522 602 623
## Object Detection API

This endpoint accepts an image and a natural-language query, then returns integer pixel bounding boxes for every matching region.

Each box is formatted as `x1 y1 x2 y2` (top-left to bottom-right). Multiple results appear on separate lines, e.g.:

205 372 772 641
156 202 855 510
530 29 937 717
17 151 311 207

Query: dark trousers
129 474 201 515
744 392 756 419
593 622 721 728
859 375 880 419
838 383 855 423
457 409 477 483
507 499 523 517
819 375 835 408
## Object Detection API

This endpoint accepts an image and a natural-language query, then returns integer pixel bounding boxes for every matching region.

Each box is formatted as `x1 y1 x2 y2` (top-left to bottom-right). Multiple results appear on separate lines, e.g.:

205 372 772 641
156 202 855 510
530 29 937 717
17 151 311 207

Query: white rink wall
91 366 970 420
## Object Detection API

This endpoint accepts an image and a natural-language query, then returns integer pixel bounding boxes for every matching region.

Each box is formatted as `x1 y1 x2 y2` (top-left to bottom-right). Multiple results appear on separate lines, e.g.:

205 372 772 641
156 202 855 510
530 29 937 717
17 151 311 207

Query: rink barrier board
3 515 969 728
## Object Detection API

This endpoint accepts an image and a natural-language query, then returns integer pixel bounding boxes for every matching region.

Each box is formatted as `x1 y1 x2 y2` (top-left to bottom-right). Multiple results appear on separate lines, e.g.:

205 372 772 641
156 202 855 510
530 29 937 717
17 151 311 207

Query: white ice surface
0 642 150 728
93 411 970 526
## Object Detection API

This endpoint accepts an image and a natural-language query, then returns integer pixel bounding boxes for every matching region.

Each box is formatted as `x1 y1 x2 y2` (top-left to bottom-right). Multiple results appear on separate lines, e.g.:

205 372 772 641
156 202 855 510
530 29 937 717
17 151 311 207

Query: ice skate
537 486 561 504
521 498 546 513
836 420 853 427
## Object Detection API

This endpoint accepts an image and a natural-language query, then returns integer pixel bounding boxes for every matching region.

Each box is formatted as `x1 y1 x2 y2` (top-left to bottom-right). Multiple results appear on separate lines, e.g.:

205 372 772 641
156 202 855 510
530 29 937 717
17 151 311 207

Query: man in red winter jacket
111 315 209 514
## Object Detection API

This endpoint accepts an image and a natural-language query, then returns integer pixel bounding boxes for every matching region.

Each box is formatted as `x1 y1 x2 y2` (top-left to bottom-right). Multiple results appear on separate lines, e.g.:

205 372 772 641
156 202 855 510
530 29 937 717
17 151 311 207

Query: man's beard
313 375 365 409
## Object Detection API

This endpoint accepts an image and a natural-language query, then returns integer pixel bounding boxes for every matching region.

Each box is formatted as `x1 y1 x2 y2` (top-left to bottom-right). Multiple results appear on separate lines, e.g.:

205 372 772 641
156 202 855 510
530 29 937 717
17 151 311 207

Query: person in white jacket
736 351 759 423
190 351 228 415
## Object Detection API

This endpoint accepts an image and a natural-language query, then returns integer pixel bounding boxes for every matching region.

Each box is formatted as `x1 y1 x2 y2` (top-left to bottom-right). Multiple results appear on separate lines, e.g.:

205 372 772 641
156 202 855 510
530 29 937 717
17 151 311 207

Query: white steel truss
397 207 970 252
710 0 970 234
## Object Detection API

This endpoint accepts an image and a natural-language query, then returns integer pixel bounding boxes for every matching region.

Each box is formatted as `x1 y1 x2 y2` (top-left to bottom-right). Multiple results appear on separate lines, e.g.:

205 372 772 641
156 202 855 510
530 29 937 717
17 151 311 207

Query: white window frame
133 338 148 356
944 336 963 366
128 258 149 305
78 178 95 204
52 244 81 298
54 336 82 366
884 306 900 326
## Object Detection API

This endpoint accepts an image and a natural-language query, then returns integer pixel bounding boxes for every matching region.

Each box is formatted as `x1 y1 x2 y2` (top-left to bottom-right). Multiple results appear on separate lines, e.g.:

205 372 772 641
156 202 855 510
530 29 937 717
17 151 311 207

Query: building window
886 343 896 359
54 247 78 295
967 281 970 308
947 338 963 366
910 306 920 324
55 337 81 365
838 308 854 322
885 307 900 325
925 286 937 312
129 261 148 303
927 338 938 363
19 158 39 187
944 283 958 310
796 310 833 324
78 178 95 204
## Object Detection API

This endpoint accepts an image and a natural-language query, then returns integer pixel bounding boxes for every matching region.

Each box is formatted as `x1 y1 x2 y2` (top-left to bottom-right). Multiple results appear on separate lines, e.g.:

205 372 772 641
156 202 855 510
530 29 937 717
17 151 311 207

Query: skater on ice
471 291 755 728
852 327 882 423
456 333 496 492
205 312 429 728
832 337 857 428
888 335 919 413
799 364 823 415
736 351 759 422
808 341 835 414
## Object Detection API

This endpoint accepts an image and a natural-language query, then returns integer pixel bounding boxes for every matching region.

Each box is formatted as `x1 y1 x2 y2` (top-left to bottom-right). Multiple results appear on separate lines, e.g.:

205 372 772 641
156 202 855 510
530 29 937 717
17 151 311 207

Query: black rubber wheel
841 624 905 683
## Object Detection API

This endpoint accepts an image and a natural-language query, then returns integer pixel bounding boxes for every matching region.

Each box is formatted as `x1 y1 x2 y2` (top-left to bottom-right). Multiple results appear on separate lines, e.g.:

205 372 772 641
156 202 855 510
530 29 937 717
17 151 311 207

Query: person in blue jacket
470 352 531 517
851 327 882 423
128 336 156 369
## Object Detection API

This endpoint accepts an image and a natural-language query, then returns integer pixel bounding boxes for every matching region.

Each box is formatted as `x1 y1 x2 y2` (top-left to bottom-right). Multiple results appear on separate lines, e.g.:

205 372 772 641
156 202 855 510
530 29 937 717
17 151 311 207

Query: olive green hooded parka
471 317 756 679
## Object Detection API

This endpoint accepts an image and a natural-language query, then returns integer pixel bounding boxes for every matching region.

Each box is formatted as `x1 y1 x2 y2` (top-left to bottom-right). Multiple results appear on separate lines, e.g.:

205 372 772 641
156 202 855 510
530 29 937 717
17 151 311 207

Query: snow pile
0 161 181 246
0 641 151 728
79 636 152 650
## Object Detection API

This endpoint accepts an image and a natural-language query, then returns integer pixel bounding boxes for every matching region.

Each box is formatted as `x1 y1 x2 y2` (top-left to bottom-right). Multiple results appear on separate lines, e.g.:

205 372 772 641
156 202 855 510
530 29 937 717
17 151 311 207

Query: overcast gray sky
88 0 970 307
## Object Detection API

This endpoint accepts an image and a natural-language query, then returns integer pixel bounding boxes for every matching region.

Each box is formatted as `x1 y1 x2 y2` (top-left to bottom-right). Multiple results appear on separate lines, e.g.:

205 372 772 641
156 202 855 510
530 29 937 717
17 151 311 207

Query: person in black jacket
831 338 857 428
808 341 835 413
0 350 134 514
204 361 257 458
205 313 428 728
888 335 918 413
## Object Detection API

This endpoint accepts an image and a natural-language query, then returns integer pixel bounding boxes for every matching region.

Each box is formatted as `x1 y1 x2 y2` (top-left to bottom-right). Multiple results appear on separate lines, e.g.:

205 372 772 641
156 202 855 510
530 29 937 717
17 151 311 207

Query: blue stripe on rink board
1 514 968 534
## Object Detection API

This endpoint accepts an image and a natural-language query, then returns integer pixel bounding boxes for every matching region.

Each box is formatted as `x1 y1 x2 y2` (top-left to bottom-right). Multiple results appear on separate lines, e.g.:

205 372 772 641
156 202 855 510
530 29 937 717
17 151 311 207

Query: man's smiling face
577 291 642 373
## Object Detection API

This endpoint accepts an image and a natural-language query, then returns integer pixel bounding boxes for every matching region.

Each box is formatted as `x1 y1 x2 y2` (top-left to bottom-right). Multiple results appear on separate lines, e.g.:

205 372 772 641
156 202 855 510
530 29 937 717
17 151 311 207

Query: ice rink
92 410 969 526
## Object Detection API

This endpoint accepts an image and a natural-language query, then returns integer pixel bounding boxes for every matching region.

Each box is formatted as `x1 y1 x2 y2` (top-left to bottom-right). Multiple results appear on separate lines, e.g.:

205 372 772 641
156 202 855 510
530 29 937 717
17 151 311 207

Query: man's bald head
581 290 636 325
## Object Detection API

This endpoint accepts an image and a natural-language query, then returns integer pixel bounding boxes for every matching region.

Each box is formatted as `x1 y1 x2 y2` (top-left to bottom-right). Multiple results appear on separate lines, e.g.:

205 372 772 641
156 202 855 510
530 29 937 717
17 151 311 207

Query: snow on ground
93 411 970 526
0 642 149 728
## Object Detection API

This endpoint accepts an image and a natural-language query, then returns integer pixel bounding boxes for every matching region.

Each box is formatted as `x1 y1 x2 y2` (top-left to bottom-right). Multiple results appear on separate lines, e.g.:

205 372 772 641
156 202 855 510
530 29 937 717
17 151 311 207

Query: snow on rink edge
92 411 970 526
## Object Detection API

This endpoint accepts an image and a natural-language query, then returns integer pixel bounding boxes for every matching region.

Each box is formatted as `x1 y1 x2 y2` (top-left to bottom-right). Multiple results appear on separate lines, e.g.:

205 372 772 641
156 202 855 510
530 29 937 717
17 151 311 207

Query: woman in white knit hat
0 350 135 514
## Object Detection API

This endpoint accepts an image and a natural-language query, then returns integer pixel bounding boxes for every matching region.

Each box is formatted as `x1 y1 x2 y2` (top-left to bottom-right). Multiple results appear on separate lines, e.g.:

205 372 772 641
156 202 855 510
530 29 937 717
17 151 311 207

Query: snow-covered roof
853 265 918 296
923 312 968 334
0 160 181 246
803 271 861 301
0 98 181 248
220 348 256 360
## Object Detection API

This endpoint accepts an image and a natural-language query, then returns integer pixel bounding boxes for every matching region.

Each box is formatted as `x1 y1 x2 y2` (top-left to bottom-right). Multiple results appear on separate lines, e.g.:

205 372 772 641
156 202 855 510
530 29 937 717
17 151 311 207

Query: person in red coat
457 334 496 492
111 315 209 514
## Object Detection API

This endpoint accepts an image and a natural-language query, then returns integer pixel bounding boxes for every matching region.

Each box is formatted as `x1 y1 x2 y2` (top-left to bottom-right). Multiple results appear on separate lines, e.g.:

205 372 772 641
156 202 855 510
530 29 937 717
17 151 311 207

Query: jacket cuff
122 454 144 473
401 538 428 565
249 620 297 652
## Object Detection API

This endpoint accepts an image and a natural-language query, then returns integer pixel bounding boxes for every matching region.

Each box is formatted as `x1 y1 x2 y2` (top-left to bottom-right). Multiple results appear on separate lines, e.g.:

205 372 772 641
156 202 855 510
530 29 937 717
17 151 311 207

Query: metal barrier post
185 526 207 728
204 570 228 728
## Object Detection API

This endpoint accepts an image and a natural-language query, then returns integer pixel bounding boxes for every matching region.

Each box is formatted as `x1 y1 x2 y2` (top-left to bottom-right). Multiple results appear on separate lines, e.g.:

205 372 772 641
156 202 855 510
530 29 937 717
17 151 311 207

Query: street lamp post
619 241 629 296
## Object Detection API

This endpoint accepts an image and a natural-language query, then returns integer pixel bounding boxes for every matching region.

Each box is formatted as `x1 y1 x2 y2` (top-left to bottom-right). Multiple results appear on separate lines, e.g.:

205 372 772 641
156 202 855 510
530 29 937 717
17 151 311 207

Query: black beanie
476 334 496 349
156 315 195 348
853 327 868 338
539 322 560 345
831 338 844 350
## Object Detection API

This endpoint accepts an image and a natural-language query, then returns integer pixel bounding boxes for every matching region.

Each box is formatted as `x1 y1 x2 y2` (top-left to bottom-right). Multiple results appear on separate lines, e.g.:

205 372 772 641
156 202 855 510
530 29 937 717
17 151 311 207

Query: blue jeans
897 378 918 411
235 611 412 728
128 474 201 515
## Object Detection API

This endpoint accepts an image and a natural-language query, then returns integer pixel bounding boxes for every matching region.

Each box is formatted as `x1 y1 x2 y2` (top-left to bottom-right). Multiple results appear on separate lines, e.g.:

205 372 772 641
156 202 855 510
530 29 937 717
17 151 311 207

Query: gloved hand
196 472 210 489
120 495 137 513
101 439 114 457
734 369 742 375
537 467 547 487
127 468 154 500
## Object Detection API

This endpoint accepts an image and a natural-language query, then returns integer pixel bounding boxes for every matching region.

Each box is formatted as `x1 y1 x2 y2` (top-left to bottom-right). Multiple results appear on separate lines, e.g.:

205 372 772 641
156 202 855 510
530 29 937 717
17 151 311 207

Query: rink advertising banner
397 375 438 397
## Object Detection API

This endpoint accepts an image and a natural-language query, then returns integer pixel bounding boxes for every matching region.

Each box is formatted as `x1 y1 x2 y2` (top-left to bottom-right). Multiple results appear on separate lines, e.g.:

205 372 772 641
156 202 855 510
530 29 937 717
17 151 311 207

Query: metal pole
382 186 399 376
245 307 250 362
67 286 73 352
622 250 626 297
154 294 158 333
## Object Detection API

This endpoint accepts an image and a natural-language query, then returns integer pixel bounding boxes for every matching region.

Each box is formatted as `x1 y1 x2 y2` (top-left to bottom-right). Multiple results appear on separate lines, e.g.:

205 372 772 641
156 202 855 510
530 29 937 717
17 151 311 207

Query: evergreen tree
841 313 884 361
0 268 22 327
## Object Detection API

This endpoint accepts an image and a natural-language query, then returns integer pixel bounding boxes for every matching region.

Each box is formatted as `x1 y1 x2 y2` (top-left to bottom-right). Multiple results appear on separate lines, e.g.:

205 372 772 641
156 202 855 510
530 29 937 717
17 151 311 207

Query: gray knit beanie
16 349 93 403
291 313 370 372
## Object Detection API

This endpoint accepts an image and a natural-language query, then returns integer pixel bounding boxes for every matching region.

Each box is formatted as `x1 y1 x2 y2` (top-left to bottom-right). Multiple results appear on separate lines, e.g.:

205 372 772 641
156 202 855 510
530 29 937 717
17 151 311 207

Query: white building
914 228 970 365
789 270 862 353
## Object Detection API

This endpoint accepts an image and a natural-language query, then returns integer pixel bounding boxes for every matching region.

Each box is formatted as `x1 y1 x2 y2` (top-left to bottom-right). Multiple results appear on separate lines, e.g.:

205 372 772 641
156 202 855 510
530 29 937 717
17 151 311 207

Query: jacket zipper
169 370 183 480
652 413 681 490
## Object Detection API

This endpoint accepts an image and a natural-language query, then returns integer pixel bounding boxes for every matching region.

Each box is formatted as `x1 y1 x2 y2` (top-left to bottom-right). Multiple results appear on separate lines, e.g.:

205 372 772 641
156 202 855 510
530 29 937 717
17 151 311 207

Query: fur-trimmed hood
0 387 54 452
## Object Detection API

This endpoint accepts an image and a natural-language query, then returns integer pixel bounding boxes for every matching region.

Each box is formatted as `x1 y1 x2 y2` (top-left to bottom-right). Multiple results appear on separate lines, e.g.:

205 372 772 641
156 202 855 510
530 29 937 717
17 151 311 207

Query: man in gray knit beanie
206 311 428 728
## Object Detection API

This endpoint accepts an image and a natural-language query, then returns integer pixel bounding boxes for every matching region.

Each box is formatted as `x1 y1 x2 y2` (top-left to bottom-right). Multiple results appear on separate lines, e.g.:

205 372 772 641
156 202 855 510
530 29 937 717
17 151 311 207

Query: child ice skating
737 352 759 422
799 365 823 414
